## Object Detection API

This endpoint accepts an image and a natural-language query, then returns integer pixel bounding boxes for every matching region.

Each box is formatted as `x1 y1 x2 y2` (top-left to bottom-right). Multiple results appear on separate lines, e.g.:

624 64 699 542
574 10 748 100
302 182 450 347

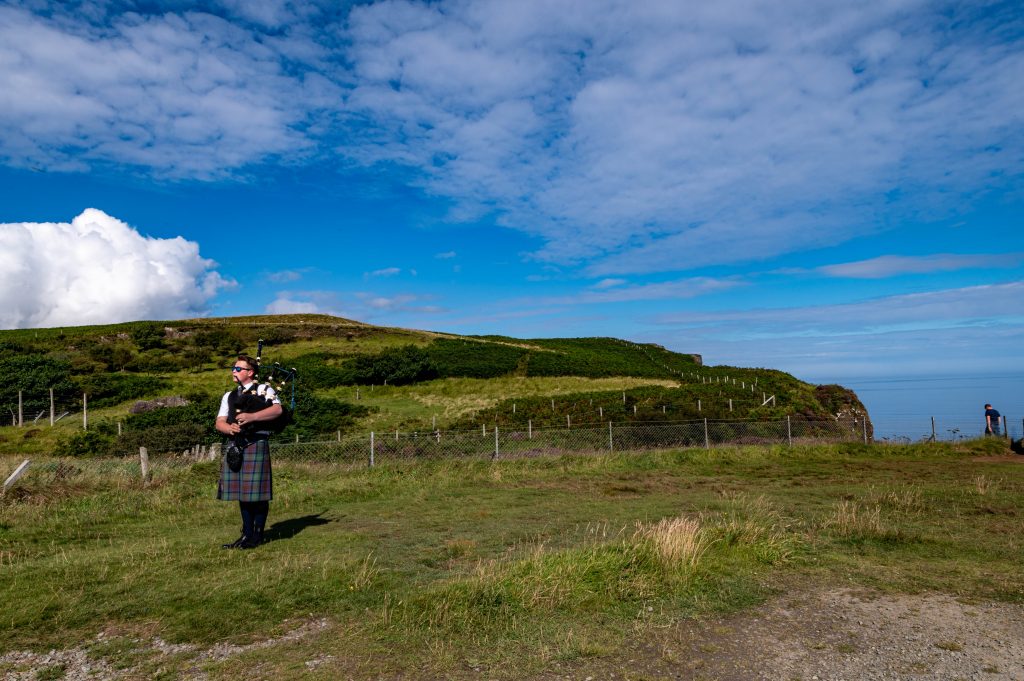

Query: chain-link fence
223 416 868 469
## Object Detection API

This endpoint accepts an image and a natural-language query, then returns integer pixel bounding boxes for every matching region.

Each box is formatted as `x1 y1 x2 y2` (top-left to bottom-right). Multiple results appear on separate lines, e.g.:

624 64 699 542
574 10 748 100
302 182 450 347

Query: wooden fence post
3 460 30 496
139 447 150 484
370 432 375 467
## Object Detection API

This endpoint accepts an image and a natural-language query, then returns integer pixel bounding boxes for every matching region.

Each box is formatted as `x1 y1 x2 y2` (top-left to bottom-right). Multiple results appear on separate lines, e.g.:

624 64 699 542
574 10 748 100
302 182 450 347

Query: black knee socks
238 501 270 541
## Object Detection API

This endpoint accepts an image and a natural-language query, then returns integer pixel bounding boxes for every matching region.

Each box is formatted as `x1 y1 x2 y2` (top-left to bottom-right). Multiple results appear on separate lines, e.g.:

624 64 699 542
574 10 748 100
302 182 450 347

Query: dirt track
548 588 1024 681
3 590 1023 680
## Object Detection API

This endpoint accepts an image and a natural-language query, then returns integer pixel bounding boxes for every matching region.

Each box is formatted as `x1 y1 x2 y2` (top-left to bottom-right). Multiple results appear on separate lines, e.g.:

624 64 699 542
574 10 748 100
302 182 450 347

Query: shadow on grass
264 512 333 543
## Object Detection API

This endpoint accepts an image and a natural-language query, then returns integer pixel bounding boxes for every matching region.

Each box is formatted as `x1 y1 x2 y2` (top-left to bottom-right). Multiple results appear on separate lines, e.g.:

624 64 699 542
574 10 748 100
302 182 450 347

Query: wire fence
151 417 870 468
7 415 1022 495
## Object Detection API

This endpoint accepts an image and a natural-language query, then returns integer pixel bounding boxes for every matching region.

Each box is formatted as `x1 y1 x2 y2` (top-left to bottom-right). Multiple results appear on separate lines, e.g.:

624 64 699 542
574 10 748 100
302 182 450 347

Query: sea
825 372 1024 442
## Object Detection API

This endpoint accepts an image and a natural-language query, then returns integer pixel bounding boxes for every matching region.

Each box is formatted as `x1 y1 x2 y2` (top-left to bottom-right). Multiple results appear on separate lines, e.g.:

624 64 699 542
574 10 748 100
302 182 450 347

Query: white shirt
217 382 281 418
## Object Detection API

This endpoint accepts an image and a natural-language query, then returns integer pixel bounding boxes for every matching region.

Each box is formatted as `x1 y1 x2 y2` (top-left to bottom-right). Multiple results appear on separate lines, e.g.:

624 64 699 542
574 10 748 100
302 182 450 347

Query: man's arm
216 415 240 436
234 403 283 428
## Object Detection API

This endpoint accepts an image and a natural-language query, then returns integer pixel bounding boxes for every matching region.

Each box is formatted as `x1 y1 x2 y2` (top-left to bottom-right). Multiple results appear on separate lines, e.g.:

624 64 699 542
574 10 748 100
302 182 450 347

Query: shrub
54 430 115 457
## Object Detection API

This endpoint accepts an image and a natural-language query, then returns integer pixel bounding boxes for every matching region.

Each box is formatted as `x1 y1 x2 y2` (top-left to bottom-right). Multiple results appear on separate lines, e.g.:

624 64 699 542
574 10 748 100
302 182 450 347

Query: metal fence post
608 421 613 451
369 431 375 467
931 417 936 442
493 426 499 460
704 418 710 450
787 415 792 446
863 419 869 444
528 419 532 439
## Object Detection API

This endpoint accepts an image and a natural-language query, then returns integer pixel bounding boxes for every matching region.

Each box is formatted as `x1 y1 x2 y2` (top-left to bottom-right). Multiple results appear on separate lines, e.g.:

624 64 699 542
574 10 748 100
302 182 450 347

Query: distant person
984 404 1002 437
215 354 282 549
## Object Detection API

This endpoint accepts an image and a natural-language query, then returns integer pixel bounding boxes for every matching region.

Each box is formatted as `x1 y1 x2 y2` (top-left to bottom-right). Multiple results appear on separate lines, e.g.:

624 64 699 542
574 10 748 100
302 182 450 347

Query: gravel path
551 588 1024 681
3 590 1023 679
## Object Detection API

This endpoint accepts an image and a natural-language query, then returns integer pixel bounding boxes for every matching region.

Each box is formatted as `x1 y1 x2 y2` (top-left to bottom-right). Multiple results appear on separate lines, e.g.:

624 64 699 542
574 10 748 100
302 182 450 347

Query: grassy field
326 375 683 430
2 439 1021 679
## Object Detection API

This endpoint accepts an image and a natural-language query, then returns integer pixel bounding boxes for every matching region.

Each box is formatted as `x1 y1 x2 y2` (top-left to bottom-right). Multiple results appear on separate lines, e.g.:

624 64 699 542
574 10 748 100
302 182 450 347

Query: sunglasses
232 366 251 372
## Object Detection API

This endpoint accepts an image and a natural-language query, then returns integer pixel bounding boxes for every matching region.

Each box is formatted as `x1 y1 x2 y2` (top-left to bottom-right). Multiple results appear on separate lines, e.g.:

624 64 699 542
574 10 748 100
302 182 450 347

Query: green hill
0 314 868 456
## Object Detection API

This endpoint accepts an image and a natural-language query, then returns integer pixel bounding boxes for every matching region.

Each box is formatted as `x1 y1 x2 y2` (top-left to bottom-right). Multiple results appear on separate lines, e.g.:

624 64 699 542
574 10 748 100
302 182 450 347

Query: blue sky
0 0 1022 383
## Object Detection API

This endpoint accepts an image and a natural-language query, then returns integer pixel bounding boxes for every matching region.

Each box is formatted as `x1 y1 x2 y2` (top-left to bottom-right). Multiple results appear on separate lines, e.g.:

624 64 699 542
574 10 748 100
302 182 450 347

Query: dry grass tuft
634 516 711 570
827 500 885 538
973 474 1002 496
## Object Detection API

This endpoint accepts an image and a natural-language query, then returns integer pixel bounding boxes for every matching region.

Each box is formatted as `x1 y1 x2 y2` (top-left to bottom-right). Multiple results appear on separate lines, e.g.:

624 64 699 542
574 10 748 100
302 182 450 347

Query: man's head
985 404 992 409
232 355 259 384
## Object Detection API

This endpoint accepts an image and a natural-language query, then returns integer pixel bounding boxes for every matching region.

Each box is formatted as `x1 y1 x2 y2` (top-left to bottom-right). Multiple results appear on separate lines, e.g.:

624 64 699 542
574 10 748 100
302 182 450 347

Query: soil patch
546 588 1024 680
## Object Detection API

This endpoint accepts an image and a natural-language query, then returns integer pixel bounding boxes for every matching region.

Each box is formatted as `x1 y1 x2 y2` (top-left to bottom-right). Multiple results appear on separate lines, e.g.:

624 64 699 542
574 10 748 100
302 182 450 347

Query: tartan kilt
217 439 273 502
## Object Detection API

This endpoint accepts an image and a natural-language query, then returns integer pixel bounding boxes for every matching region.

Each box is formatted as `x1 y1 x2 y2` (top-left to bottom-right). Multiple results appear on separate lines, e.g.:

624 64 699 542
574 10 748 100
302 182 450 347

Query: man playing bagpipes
215 353 282 549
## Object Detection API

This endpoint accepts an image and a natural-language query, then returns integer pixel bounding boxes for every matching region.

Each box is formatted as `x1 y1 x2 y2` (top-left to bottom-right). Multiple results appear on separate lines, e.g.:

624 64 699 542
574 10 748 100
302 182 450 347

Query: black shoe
221 535 247 549
238 536 260 549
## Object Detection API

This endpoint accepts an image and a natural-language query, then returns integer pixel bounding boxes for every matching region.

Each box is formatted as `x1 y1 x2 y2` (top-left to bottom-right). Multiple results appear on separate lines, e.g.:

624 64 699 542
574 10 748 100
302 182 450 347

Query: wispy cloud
264 287 444 320
434 251 457 259
542 277 742 305
355 291 443 315
645 281 1024 377
818 253 1024 279
5 2 1020 276
0 4 338 178
366 267 401 278
652 282 1024 337
342 1 1024 273
265 269 307 284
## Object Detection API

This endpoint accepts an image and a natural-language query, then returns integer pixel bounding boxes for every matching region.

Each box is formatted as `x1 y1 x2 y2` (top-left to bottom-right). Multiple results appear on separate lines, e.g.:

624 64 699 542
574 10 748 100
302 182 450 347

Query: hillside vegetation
0 314 867 457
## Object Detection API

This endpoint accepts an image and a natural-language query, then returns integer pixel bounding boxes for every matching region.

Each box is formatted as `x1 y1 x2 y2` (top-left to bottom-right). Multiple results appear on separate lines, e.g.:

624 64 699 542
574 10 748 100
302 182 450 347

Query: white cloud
265 269 305 283
366 267 401 278
3 2 1021 279
645 281 1024 378
0 208 233 328
652 281 1024 337
262 288 444 320
592 278 627 289
0 5 338 178
435 251 457 259
541 276 742 305
264 294 321 314
341 0 1024 273
818 253 1024 279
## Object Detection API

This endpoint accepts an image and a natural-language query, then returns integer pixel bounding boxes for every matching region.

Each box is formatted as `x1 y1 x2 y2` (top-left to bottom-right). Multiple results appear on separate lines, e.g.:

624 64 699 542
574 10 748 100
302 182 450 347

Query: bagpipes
255 338 297 414
231 339 298 435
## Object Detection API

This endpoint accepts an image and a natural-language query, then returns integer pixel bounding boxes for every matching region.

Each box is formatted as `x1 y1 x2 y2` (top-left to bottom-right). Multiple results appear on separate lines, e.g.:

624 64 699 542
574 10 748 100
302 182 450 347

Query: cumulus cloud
0 208 233 328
